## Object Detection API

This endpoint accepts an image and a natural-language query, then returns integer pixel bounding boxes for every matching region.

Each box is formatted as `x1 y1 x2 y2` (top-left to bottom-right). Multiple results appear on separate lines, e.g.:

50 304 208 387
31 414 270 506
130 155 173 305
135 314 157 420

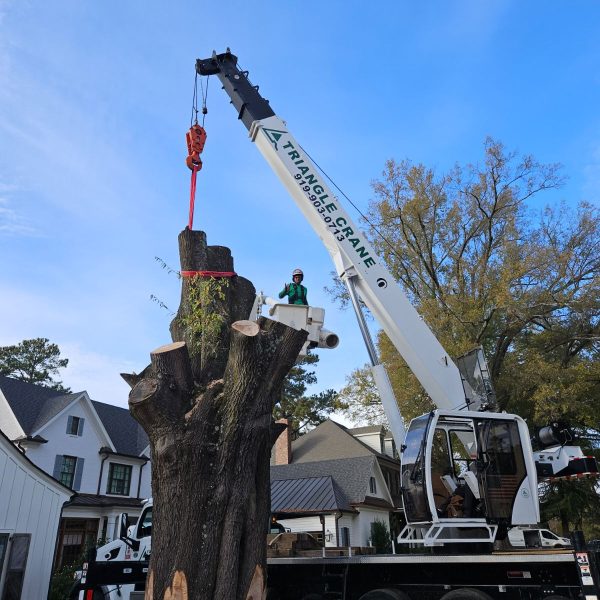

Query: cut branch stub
232 320 260 337
151 342 194 396
128 341 195 434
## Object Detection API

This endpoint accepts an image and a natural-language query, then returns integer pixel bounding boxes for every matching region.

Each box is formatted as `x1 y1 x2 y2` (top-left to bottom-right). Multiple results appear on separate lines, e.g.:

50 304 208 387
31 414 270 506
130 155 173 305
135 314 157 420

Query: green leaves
182 276 229 359
274 352 347 434
0 337 70 393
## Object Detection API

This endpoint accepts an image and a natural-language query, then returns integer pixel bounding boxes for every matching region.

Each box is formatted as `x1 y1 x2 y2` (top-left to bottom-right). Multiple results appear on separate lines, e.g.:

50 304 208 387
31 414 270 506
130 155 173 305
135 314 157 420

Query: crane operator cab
398 410 539 546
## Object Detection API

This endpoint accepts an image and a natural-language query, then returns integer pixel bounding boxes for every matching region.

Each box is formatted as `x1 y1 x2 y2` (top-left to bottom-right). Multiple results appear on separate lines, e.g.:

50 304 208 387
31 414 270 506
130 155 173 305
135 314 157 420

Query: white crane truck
75 50 598 600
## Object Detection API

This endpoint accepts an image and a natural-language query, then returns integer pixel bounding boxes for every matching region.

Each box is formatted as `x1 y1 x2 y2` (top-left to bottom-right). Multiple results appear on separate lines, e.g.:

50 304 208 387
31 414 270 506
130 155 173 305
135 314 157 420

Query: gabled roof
271 455 377 506
92 401 148 456
31 392 84 432
291 419 392 462
0 375 70 434
271 475 350 514
349 425 386 435
0 375 147 456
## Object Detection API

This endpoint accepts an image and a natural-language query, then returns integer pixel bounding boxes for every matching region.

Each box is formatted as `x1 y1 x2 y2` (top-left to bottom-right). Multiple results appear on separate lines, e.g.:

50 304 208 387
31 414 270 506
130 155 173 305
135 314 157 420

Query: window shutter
53 455 63 479
78 418 85 436
73 458 84 491
66 416 73 434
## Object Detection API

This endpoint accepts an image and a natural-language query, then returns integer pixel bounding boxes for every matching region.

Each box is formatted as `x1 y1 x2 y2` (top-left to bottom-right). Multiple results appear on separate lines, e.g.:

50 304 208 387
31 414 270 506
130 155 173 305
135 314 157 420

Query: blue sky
1 1 599 411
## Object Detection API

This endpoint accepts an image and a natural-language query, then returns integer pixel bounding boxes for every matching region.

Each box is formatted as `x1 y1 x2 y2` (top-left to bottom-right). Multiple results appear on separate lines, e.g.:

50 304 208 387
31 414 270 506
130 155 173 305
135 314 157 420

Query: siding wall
0 433 71 599
277 514 339 547
356 507 391 547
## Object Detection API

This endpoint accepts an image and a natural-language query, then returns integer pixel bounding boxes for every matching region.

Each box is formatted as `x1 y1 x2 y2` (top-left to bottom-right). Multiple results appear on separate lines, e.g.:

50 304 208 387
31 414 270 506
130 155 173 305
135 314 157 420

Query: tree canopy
0 337 70 393
274 352 346 434
338 138 599 435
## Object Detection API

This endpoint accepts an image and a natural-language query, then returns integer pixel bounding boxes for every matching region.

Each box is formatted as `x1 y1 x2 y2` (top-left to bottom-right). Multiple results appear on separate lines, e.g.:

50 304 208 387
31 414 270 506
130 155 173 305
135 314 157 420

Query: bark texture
126 228 307 600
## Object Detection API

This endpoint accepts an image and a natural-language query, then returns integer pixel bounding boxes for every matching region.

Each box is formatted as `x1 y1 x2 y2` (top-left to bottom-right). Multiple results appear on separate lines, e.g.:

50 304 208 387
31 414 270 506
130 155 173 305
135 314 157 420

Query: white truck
508 527 572 549
75 50 598 600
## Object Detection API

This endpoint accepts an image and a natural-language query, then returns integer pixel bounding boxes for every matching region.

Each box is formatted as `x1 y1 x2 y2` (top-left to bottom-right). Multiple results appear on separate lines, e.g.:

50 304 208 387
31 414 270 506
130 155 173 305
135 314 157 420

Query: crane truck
74 50 598 600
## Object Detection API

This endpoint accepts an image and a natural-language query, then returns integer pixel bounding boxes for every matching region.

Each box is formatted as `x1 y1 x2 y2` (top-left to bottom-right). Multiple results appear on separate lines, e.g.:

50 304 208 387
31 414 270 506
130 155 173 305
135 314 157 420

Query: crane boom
197 51 468 423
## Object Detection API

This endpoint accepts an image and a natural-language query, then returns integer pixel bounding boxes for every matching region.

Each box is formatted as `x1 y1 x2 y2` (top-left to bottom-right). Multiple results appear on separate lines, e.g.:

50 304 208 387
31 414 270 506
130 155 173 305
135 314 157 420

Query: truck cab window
137 508 153 538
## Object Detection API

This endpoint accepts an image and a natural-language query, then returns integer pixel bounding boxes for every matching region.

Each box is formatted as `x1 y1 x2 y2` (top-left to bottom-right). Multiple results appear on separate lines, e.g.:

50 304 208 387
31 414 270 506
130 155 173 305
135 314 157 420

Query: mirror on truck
119 512 140 552
119 512 129 539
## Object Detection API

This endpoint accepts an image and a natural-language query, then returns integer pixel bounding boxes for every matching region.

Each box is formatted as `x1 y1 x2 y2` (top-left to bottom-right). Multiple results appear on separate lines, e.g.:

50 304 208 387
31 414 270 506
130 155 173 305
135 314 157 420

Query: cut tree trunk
125 228 307 600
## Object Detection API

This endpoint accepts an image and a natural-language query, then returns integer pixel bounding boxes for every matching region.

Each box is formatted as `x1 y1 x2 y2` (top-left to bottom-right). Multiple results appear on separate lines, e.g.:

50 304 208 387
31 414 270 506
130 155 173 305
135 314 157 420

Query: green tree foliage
337 138 600 530
274 352 347 434
540 478 600 538
337 366 387 426
370 519 392 553
341 138 599 434
0 338 70 393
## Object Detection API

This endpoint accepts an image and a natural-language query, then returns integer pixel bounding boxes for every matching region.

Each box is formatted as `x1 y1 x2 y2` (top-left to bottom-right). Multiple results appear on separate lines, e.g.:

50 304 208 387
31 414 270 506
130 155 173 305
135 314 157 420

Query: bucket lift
250 292 339 355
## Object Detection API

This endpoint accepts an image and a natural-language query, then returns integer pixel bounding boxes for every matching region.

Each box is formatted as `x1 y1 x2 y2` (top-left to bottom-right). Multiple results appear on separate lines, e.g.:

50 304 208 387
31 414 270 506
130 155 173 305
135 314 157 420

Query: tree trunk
126 228 307 600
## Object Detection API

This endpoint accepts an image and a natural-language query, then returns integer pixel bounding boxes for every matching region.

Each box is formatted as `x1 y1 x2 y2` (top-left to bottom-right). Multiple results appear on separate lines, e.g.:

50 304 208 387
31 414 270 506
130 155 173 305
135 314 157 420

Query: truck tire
440 589 493 600
300 595 324 600
359 589 411 600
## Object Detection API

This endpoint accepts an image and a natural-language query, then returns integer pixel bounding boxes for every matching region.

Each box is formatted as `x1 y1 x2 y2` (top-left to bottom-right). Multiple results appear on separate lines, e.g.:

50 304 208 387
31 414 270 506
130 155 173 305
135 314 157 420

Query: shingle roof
291 420 387 462
0 375 148 456
0 375 69 433
92 401 148 456
349 425 386 435
271 455 376 506
31 392 83 432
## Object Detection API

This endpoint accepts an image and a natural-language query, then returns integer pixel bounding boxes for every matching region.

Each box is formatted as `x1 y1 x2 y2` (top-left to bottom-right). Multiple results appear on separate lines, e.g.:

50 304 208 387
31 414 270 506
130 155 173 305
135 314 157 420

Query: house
270 419 402 547
0 375 150 569
0 428 73 599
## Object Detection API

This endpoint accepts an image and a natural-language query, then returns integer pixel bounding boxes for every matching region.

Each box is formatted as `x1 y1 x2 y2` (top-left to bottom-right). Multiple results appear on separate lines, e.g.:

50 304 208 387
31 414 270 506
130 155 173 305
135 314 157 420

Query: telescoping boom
196 50 597 546
196 50 482 441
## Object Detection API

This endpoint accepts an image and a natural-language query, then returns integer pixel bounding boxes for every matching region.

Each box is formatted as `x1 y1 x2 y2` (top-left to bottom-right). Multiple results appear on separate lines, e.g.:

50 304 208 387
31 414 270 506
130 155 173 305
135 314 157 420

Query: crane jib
262 128 377 270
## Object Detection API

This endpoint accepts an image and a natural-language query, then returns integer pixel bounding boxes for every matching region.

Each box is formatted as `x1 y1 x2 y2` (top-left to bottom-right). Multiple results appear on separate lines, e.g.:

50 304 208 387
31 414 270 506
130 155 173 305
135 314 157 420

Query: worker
279 268 308 305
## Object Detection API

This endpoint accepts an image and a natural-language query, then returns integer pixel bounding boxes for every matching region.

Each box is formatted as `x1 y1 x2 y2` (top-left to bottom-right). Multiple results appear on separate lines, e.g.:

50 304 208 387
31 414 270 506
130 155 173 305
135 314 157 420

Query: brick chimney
274 418 292 465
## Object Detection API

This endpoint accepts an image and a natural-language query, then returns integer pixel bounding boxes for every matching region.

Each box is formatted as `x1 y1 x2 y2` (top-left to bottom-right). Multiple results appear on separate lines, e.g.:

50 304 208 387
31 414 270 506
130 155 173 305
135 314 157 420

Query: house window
67 416 80 435
66 415 84 436
369 476 377 494
59 455 77 488
0 533 9 577
2 533 31 600
107 463 132 496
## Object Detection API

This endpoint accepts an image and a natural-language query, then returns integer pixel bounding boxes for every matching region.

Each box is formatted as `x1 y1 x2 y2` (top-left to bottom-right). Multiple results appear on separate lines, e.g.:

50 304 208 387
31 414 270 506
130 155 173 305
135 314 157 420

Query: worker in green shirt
279 268 308 305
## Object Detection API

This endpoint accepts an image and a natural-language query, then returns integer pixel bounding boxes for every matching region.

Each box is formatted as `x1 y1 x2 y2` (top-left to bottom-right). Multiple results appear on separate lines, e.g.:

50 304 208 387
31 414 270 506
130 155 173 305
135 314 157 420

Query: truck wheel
440 589 493 600
300 595 324 600
359 589 411 600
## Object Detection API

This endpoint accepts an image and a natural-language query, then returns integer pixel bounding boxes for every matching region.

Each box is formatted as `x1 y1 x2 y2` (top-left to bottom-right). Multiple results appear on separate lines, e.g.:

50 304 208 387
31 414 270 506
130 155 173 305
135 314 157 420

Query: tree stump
125 228 307 600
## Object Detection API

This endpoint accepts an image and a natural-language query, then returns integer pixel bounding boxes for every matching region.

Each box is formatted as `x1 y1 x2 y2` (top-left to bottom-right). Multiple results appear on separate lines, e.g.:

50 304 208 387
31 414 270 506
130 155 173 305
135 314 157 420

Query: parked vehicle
508 527 571 548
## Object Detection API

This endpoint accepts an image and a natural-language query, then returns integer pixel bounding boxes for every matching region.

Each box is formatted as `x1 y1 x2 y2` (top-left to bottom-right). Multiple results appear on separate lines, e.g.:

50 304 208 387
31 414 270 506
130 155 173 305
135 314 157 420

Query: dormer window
369 476 377 494
66 416 84 436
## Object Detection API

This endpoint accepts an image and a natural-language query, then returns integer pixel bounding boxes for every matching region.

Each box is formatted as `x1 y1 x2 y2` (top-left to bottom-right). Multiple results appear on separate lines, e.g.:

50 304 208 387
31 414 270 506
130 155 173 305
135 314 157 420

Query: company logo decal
262 128 288 150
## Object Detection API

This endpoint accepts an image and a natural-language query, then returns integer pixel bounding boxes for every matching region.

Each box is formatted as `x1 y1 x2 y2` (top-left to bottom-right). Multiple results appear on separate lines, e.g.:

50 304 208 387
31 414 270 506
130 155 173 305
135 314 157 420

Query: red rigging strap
186 124 207 230
188 165 200 230
181 270 236 278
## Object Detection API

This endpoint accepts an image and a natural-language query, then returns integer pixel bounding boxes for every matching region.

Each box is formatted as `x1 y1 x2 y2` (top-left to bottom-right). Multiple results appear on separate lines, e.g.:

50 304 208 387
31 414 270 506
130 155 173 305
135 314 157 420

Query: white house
0 428 73 599
0 375 151 570
270 420 402 547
